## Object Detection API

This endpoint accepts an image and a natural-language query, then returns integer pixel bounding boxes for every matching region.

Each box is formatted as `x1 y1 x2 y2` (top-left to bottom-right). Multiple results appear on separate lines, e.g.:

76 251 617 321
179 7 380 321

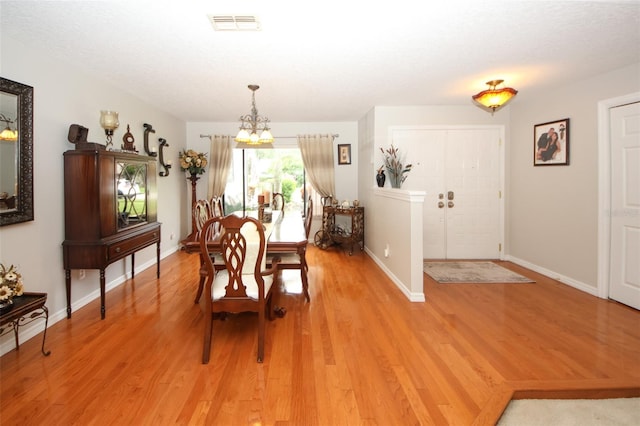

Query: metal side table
0 292 51 356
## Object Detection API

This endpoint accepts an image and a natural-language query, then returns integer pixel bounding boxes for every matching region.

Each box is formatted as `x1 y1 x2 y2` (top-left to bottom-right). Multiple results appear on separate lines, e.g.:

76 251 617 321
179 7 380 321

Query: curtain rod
199 134 339 139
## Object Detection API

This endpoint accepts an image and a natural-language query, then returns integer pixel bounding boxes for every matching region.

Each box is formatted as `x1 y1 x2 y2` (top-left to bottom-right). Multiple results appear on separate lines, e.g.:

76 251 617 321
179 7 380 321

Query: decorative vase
376 170 386 187
389 173 402 189
0 299 14 314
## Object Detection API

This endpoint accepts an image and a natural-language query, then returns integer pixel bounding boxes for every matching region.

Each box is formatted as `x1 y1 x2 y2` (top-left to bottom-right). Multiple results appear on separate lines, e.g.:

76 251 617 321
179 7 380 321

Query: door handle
438 201 445 208
448 201 454 208
448 191 454 200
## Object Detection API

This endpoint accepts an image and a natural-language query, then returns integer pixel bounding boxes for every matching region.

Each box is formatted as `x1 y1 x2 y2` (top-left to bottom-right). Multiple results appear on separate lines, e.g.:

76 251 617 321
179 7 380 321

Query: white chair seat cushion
212 269 273 300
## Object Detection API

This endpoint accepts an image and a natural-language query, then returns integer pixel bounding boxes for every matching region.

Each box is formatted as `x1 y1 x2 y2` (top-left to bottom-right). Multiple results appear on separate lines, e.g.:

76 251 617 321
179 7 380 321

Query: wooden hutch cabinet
63 146 161 319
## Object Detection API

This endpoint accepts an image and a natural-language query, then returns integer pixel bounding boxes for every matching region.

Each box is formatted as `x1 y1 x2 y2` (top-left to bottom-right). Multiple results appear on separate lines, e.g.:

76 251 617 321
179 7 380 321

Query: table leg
131 252 136 278
7 305 52 356
41 306 51 356
299 249 310 302
156 241 161 278
12 322 19 349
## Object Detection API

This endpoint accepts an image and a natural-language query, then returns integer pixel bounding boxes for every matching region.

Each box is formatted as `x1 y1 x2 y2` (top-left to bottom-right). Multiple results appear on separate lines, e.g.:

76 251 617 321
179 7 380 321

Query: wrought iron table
0 292 50 356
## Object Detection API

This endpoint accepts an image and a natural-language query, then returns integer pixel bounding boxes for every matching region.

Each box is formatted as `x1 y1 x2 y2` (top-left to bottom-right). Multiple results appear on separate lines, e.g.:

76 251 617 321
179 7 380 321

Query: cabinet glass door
116 161 148 229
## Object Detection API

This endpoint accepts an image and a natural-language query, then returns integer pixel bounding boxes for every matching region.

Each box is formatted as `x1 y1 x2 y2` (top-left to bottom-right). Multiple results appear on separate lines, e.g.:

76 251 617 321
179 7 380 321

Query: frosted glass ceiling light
472 80 518 114
235 85 274 145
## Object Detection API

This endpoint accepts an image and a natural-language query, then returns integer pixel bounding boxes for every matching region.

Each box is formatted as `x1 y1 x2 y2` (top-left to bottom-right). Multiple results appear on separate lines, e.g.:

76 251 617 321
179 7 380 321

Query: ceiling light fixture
472 79 518 114
235 85 273 145
0 113 18 141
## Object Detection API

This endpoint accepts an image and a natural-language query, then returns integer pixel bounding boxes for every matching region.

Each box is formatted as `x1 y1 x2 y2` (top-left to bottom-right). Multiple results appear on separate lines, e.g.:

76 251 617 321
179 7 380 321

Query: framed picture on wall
534 118 570 166
338 144 351 165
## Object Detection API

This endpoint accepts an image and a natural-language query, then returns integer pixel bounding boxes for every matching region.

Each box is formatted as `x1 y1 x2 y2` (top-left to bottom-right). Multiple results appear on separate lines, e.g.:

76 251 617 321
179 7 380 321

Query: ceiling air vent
208 15 261 31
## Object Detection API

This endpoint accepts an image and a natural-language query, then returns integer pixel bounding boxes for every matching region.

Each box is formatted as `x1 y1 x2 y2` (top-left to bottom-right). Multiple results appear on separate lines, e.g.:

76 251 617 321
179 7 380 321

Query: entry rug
423 261 534 284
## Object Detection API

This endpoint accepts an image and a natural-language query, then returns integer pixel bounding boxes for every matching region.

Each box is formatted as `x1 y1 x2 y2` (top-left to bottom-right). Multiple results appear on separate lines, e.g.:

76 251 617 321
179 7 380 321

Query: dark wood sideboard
62 145 161 319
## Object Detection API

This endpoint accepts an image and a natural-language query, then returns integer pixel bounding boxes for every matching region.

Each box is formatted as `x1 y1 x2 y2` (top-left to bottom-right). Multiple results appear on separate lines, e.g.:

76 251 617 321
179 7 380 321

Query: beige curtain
207 135 233 198
297 134 335 198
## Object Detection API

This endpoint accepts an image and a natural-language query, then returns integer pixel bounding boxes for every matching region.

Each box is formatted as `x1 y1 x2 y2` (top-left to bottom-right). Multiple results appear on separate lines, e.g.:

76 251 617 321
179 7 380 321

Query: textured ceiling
1 1 639 122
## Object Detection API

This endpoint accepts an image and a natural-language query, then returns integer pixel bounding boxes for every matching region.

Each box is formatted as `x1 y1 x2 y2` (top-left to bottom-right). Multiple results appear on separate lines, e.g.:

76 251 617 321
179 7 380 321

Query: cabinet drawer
108 230 159 260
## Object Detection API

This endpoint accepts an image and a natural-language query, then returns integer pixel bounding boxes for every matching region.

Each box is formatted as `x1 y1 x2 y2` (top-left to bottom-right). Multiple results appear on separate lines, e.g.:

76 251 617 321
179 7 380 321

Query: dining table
181 209 310 302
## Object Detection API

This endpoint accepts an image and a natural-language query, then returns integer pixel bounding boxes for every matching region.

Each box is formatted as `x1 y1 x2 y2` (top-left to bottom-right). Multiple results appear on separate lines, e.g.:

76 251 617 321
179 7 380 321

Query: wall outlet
384 243 390 258
79 269 86 280
170 232 175 240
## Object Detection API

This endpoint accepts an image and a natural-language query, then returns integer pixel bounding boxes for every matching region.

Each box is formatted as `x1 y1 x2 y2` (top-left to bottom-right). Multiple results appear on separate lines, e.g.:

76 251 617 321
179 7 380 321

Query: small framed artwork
338 144 351 165
534 118 570 166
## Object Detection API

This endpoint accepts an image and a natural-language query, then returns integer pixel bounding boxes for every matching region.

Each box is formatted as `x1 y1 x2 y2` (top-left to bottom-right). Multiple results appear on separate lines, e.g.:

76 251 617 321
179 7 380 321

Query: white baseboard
504 255 600 297
0 244 180 357
365 247 425 302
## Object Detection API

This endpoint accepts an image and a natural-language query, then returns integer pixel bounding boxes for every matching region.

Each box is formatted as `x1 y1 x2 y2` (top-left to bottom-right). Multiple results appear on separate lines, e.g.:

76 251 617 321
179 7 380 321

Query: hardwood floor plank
1 247 639 425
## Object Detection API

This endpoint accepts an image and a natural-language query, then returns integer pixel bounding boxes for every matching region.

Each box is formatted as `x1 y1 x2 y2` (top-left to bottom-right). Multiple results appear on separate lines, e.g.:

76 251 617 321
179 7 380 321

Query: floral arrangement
380 144 412 188
0 263 24 306
179 149 208 176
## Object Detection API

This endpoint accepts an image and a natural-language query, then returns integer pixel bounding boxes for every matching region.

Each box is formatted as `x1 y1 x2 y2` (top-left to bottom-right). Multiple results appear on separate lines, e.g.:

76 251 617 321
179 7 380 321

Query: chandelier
0 113 18 141
472 79 518 114
235 84 274 145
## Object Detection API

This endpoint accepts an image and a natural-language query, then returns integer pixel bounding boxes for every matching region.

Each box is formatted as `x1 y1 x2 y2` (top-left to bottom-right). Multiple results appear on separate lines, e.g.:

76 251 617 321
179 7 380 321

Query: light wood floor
1 246 639 425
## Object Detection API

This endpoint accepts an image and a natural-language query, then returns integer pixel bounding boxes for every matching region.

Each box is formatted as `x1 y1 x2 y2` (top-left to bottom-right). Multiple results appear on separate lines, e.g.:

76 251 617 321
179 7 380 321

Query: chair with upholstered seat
268 197 312 301
193 198 224 303
209 196 224 217
271 192 285 212
200 214 280 363
193 199 212 238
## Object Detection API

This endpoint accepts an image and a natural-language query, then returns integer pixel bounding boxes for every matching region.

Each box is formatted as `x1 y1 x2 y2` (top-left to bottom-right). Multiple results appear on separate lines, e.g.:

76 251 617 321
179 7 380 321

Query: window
223 147 313 216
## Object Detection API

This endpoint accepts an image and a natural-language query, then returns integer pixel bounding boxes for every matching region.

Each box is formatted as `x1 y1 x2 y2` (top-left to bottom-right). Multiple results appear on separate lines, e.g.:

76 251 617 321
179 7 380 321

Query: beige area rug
498 397 640 425
423 261 535 283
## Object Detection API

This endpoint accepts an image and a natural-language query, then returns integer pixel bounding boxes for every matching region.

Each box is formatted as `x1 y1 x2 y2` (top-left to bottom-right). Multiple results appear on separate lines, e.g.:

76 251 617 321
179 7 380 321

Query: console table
0 292 50 356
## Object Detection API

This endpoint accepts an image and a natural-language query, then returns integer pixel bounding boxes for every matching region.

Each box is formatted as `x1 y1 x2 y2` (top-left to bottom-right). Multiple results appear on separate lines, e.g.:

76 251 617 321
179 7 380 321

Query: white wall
508 63 640 294
0 37 186 355
358 105 509 299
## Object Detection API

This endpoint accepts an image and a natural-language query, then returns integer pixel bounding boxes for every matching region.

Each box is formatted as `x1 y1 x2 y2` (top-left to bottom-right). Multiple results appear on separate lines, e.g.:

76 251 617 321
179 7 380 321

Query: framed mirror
0 77 34 226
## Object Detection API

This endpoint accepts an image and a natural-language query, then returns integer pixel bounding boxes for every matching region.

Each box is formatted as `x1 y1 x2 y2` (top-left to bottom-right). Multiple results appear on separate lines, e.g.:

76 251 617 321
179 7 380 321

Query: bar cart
314 199 364 255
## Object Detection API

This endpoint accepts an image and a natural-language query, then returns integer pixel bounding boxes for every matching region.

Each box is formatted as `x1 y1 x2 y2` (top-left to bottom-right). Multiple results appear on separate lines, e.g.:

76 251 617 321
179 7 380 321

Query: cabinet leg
131 253 135 278
65 269 72 318
156 241 161 278
100 269 106 320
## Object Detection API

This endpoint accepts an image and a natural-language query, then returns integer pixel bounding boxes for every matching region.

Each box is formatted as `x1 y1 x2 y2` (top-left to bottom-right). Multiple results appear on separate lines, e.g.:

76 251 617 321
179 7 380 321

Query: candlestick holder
143 123 158 157
159 138 172 177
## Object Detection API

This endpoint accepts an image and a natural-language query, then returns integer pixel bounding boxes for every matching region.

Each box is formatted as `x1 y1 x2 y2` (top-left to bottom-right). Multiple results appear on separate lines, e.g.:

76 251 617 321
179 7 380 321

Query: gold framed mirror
0 77 34 226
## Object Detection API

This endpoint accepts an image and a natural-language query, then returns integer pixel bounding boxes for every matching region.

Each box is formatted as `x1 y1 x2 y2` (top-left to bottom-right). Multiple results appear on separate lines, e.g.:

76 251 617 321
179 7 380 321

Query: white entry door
609 102 640 310
392 127 502 259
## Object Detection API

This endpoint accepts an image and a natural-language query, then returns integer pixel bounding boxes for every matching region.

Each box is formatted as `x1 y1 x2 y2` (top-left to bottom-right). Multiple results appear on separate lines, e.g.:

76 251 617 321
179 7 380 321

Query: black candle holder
143 123 157 157
159 138 171 177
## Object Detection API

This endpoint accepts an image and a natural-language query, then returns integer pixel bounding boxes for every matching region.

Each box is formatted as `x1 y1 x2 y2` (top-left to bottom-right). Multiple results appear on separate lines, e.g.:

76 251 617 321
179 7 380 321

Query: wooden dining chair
272 192 285 212
267 198 313 302
209 195 224 217
194 198 225 303
193 199 212 238
200 215 280 363
304 196 313 241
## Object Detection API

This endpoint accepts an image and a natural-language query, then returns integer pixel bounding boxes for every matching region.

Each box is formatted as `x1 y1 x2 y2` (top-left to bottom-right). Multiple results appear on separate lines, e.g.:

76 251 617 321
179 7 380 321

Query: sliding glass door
224 147 311 215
